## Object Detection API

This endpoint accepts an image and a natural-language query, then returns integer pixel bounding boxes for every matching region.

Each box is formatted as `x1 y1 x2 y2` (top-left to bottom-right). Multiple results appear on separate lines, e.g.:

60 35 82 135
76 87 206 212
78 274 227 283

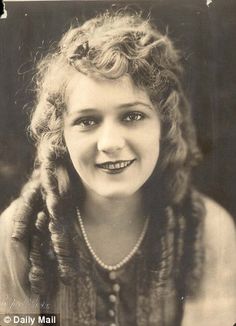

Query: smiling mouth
96 159 135 174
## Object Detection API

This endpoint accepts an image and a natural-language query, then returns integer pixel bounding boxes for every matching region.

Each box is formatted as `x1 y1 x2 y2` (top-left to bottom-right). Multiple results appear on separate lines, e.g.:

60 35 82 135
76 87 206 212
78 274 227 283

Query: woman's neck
82 190 145 230
78 190 148 266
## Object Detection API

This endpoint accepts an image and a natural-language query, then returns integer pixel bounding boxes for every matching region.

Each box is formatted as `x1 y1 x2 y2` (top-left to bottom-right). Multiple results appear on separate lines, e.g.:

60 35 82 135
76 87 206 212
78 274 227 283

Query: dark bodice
42 221 184 326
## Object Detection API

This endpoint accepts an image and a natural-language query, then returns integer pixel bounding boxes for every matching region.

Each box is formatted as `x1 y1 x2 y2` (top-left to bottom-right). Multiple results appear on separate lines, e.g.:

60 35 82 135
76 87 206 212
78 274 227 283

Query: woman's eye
123 112 144 122
75 117 98 128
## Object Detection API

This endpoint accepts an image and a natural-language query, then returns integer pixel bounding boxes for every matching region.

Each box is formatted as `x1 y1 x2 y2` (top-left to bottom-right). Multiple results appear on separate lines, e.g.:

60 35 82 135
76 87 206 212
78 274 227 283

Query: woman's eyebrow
66 102 153 118
66 108 98 117
117 102 153 110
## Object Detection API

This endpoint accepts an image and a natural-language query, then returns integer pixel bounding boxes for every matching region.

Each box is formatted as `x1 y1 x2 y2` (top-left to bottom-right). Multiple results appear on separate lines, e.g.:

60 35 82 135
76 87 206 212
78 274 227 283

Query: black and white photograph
0 1 236 325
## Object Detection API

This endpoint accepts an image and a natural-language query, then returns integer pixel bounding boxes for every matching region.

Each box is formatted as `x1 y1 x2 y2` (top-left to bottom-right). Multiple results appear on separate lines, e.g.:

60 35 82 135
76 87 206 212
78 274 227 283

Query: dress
0 198 236 326
40 221 183 326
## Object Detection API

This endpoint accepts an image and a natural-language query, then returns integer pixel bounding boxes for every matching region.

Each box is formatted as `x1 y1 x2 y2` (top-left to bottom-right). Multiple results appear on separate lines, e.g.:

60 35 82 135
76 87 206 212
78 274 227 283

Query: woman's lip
95 159 135 172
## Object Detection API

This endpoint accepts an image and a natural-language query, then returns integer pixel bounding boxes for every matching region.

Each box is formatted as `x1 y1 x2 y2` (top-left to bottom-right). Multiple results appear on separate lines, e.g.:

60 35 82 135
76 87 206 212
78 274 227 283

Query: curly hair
11 10 205 320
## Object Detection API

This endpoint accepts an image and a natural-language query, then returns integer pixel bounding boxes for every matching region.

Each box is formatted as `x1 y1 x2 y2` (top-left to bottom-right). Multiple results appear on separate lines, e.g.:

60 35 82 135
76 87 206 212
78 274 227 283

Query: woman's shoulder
0 199 24 251
202 196 236 267
0 199 20 235
0 198 30 271
203 195 235 233
0 199 39 314
183 196 236 326
202 195 236 235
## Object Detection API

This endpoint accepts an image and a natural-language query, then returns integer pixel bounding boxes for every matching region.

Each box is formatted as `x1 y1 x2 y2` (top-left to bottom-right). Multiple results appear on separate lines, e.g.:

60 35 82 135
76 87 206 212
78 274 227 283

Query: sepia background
0 0 236 221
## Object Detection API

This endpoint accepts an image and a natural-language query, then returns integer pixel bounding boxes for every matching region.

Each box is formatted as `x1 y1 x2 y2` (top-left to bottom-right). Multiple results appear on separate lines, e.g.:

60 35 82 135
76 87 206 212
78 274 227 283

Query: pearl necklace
77 209 149 271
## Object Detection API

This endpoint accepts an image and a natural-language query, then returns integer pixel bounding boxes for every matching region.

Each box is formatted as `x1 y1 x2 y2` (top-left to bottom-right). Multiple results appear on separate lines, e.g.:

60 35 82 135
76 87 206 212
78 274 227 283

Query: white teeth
98 160 133 170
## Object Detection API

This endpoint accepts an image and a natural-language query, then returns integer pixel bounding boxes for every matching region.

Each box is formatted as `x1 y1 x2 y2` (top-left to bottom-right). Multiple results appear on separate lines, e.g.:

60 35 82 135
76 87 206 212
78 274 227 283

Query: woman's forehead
64 71 153 113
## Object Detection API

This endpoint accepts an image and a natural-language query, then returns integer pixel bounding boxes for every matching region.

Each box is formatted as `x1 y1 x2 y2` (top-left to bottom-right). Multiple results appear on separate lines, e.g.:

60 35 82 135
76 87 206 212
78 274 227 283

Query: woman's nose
97 123 125 154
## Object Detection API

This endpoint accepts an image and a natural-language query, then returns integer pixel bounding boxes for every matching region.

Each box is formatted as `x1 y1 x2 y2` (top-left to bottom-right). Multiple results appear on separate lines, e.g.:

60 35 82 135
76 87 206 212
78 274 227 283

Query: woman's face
63 72 161 199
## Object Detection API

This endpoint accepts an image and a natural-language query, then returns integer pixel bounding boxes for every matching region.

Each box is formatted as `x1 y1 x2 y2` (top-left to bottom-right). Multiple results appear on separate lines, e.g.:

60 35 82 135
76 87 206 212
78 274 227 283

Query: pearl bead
108 309 115 317
109 294 117 303
109 271 117 281
113 284 120 293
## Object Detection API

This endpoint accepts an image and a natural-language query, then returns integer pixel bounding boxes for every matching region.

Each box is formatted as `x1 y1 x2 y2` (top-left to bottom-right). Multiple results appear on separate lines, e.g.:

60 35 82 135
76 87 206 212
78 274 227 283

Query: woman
0 11 235 326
